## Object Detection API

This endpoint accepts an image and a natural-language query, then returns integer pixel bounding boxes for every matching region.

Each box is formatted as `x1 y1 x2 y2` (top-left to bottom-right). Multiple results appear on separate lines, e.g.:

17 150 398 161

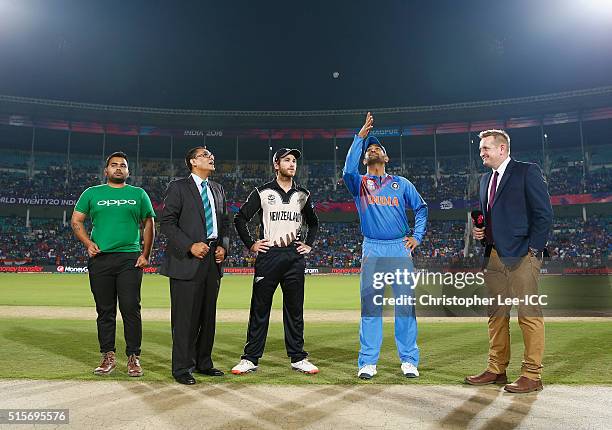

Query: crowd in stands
0 216 89 266
0 145 610 270
0 216 608 269
1 145 610 208
545 216 611 268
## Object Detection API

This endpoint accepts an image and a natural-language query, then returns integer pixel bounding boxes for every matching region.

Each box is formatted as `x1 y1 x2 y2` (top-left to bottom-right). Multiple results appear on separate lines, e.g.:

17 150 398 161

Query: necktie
485 171 499 245
201 180 214 238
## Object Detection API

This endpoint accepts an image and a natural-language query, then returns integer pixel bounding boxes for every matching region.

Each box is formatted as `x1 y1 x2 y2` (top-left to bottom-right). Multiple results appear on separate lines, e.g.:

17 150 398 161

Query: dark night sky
1 0 612 110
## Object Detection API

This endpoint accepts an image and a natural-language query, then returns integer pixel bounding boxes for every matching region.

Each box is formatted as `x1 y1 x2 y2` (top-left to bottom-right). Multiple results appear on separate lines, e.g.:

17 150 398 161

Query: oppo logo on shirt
97 199 137 206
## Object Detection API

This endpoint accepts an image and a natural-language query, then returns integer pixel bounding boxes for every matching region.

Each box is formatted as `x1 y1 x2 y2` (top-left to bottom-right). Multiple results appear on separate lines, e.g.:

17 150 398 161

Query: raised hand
358 112 374 138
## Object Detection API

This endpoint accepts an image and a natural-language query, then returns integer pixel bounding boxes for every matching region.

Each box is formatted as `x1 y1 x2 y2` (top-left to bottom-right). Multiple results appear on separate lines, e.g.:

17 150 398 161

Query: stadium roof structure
1 86 612 133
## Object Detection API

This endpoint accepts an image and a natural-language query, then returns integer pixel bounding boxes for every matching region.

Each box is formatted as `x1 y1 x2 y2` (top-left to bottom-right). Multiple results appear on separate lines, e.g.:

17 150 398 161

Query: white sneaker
231 359 258 375
291 359 319 374
401 362 419 378
358 364 377 380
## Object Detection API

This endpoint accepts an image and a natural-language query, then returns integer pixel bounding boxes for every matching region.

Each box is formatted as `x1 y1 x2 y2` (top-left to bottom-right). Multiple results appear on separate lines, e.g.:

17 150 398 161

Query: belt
204 238 218 247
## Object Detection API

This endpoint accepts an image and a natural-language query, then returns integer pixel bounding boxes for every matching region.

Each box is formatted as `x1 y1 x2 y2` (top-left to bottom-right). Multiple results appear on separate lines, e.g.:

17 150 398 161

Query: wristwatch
529 247 540 258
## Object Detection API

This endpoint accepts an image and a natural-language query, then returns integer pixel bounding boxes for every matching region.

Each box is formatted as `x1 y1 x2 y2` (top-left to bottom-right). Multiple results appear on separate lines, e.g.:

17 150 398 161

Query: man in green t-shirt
71 151 156 378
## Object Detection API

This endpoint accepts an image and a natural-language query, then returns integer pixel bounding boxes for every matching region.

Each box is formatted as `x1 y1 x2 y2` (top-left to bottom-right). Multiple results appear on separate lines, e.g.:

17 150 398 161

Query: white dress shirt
487 156 511 206
191 173 218 239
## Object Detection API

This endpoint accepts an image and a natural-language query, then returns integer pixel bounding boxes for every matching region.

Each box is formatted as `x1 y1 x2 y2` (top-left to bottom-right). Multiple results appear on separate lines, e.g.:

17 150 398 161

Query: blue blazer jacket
479 158 553 264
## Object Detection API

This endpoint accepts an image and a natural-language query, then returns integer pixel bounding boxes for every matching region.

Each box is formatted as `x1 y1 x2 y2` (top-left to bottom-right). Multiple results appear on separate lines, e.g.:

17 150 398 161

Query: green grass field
1 318 610 384
0 273 610 310
0 274 610 385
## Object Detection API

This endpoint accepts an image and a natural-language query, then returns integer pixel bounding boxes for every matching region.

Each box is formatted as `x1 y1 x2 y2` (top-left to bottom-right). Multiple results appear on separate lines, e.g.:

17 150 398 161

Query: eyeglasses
194 152 213 159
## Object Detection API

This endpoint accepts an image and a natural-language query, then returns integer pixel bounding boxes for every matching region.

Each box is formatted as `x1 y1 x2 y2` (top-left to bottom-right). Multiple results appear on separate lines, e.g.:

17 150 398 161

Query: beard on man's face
365 153 386 165
108 175 126 184
278 166 296 178
107 170 127 184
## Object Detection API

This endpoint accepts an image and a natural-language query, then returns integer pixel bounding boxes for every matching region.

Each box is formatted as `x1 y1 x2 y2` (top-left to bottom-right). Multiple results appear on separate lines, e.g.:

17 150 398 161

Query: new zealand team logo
391 182 399 190
267 194 276 205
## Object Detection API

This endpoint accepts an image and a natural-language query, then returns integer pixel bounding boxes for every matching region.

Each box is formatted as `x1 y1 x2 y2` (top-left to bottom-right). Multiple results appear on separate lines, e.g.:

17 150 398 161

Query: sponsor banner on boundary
331 268 362 274
222 267 322 275
222 267 255 274
0 266 44 273
563 267 611 275
1 266 608 275
56 266 88 273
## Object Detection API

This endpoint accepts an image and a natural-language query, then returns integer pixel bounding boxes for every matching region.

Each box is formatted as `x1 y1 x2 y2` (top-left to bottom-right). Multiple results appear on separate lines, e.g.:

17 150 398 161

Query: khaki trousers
484 248 545 380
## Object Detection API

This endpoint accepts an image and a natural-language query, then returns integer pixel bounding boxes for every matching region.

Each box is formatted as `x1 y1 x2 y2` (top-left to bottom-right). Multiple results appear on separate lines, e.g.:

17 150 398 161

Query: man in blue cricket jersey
343 112 428 380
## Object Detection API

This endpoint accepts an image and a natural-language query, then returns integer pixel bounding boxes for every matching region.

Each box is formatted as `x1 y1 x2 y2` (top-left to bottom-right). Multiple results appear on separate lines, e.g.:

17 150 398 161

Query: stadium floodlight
565 0 612 21
0 0 21 26
0 0 13 14
582 0 612 13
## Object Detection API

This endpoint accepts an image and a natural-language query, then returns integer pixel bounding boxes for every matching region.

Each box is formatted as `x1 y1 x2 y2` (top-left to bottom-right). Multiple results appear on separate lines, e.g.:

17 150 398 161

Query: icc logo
440 200 454 210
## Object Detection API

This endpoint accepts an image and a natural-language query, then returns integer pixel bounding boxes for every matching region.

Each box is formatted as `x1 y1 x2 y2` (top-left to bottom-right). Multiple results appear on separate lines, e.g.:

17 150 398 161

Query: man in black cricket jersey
231 148 320 375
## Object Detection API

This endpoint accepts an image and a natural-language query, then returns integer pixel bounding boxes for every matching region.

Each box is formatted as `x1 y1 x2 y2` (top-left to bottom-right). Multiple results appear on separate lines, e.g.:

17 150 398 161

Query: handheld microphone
471 210 485 229
471 210 486 245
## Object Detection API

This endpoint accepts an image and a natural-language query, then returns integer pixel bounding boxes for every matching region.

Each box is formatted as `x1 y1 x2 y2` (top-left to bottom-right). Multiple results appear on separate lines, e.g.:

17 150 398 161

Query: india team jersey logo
367 195 400 207
360 176 400 207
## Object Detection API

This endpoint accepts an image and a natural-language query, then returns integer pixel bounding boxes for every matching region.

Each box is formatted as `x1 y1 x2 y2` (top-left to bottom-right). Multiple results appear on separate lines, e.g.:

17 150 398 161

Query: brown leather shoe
94 351 116 375
504 376 543 393
127 354 143 377
464 370 508 385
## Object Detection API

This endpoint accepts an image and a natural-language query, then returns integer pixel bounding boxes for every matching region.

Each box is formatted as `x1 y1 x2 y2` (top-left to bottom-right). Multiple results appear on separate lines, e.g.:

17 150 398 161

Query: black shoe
174 374 196 385
196 367 225 377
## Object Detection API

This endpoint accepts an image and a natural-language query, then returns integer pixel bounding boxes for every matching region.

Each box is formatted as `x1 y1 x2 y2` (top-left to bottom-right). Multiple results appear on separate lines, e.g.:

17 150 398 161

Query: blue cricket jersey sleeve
342 134 365 196
401 177 428 243
342 134 428 241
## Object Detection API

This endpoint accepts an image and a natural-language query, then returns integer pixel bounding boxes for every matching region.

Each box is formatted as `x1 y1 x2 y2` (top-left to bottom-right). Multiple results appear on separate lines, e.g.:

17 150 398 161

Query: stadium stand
1 216 609 269
1 145 610 205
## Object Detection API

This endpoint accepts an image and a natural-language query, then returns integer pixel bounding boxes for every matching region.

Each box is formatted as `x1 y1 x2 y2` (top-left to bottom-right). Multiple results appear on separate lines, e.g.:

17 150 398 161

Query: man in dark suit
160 146 230 385
465 129 553 393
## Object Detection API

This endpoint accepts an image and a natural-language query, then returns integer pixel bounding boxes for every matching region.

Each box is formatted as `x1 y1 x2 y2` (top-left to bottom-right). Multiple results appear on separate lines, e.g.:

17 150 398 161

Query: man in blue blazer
465 129 553 393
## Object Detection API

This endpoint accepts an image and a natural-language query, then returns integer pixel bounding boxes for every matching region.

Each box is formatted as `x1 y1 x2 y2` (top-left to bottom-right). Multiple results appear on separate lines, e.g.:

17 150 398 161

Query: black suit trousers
169 252 220 377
